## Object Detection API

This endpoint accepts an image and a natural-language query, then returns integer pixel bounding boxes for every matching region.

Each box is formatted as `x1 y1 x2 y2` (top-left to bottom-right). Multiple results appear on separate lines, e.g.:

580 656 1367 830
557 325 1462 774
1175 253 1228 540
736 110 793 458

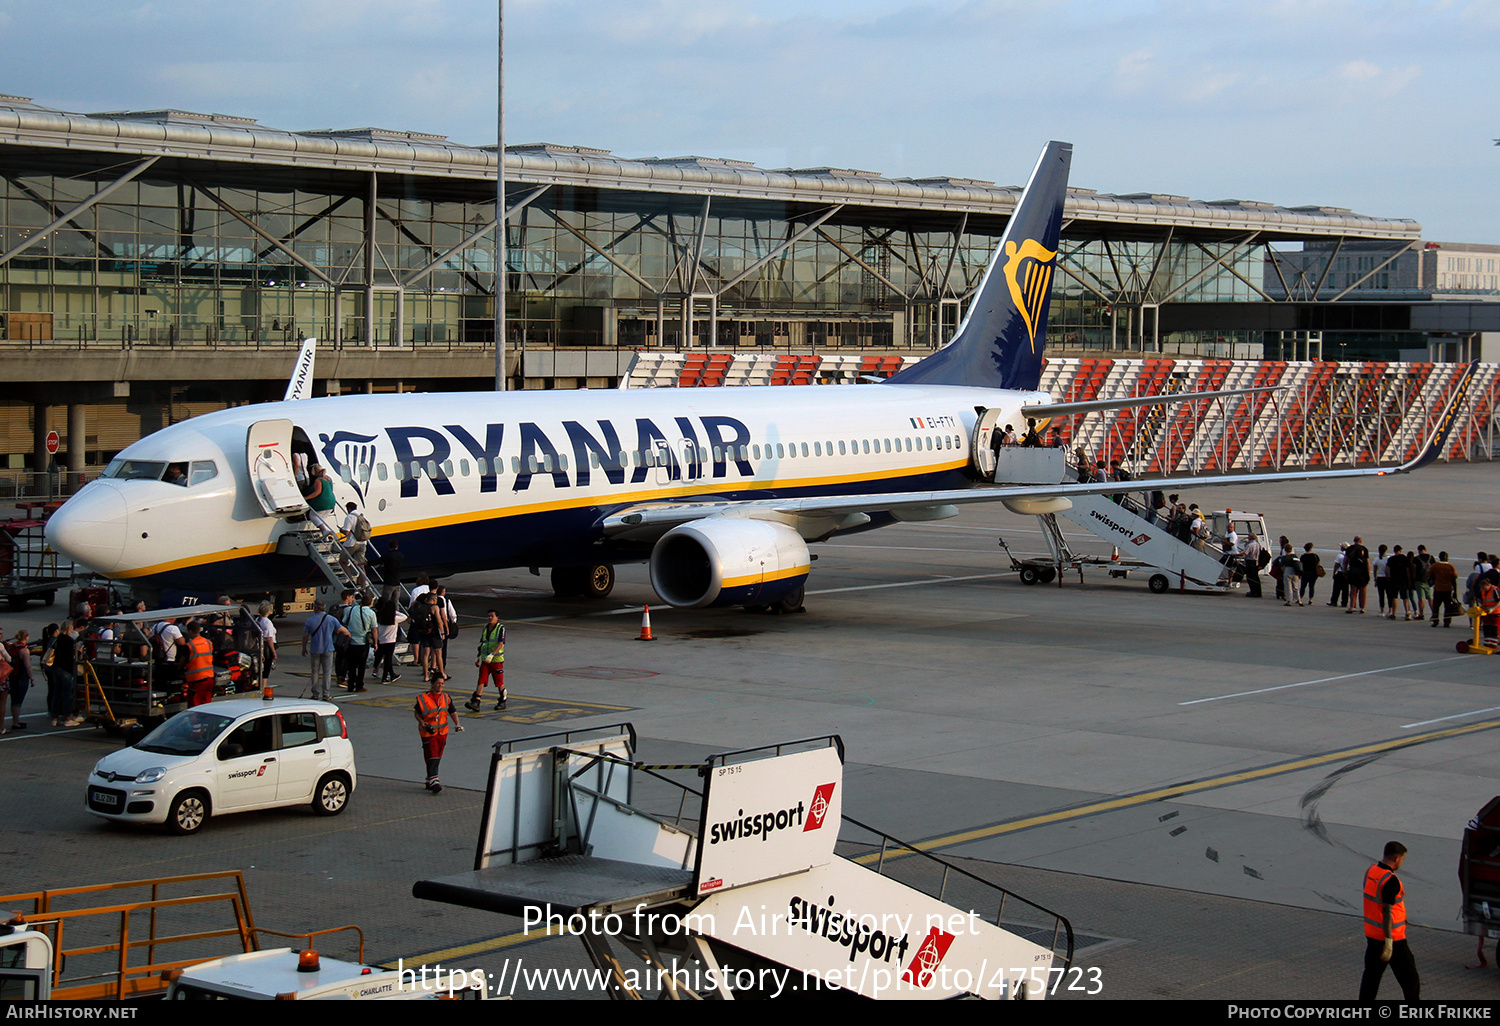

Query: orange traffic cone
637 605 655 641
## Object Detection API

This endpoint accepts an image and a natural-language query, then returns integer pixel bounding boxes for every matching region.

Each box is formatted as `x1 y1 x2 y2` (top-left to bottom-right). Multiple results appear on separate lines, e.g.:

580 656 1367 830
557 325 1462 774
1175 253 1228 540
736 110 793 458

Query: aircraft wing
1019 384 1283 420
602 362 1476 537
602 463 1395 536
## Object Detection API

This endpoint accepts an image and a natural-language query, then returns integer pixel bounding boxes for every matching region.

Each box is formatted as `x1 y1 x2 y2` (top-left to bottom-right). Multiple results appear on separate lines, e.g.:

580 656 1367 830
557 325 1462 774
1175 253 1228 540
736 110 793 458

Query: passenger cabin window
376 463 389 481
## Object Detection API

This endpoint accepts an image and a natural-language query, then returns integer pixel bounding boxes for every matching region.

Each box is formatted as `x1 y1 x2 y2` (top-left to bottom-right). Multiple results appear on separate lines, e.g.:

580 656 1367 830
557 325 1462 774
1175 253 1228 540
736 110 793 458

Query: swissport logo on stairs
695 745 843 895
805 782 836 831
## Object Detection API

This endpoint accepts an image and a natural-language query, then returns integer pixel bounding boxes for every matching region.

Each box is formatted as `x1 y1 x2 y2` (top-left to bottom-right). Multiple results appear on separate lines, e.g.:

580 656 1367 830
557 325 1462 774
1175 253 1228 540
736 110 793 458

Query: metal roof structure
0 94 1420 242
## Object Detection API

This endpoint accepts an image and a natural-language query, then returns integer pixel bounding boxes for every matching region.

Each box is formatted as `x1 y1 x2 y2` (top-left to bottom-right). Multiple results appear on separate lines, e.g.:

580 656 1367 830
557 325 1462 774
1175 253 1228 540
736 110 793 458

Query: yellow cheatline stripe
379 459 968 536
111 458 969 578
721 564 810 589
115 542 278 578
853 716 1500 865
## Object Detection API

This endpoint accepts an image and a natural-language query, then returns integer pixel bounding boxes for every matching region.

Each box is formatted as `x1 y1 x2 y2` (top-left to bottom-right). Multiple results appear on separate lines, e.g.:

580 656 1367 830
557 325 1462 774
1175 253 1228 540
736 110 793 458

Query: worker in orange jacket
183 623 215 707
1359 841 1419 1001
414 676 463 794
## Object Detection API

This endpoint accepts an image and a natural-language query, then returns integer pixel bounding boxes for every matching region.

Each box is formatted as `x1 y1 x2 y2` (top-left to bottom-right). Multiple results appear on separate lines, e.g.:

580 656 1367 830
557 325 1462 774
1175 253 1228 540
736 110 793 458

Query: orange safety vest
416 691 450 737
1363 862 1406 941
183 636 215 684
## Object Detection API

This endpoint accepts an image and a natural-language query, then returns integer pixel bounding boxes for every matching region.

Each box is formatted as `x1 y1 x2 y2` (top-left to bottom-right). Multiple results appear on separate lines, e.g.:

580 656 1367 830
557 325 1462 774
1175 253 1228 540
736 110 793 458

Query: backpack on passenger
409 600 435 635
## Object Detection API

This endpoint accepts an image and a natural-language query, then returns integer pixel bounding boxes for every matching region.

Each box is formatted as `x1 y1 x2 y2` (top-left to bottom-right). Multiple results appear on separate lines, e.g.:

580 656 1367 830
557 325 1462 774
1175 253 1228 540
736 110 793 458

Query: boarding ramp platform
414 724 1073 1000
991 448 1240 594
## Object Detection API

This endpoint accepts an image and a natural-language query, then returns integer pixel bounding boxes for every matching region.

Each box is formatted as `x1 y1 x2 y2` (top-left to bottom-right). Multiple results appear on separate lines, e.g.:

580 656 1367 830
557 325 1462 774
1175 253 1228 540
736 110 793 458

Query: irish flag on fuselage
885 141 1072 394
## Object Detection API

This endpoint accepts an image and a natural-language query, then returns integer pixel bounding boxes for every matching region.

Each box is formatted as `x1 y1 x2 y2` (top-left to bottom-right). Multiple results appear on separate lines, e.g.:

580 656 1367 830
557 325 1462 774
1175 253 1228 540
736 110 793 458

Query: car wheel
312 773 351 816
166 791 209 835
1018 566 1039 586
1148 574 1170 594
1038 568 1057 584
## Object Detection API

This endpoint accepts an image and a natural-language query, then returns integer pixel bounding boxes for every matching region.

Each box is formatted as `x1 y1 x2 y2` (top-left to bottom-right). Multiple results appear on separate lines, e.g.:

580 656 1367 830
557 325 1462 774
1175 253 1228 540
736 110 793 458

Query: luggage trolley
75 603 261 732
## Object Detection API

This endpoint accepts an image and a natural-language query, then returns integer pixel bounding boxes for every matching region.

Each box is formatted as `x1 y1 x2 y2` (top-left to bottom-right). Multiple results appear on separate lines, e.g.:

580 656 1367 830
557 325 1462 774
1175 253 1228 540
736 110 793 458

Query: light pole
494 0 507 391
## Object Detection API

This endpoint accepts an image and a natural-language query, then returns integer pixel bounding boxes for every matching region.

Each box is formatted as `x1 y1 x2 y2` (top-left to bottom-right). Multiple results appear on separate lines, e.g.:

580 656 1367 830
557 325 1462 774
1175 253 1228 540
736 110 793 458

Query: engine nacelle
649 518 810 609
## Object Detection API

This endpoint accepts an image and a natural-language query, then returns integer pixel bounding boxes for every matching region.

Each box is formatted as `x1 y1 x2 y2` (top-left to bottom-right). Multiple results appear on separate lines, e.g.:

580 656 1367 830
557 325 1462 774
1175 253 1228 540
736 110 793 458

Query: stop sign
45 430 59 456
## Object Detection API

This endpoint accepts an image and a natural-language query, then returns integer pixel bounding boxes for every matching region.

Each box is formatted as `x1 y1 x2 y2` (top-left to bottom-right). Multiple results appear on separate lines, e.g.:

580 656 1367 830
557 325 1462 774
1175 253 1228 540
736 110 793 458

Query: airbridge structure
0 91 1497 478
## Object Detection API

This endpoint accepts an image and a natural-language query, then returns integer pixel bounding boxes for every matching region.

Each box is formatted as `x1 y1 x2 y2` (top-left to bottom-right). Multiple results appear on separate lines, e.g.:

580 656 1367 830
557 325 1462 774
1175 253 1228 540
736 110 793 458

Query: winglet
284 338 318 402
1401 361 1479 472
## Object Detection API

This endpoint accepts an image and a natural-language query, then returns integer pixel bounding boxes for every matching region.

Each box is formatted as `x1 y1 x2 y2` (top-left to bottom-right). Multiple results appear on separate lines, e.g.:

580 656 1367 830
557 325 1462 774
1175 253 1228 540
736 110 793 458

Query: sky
0 0 1494 242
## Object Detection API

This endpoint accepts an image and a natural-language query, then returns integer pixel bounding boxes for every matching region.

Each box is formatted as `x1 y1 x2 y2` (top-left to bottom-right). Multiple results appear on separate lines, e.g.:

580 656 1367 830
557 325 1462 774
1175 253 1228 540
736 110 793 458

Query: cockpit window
103 459 217 487
105 459 168 481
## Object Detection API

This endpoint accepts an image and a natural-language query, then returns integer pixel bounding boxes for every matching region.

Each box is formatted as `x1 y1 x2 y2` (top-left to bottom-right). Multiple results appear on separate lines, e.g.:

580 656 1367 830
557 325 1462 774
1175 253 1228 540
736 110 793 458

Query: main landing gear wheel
551 564 615 600
774 583 805 615
1148 574 1171 594
584 563 615 599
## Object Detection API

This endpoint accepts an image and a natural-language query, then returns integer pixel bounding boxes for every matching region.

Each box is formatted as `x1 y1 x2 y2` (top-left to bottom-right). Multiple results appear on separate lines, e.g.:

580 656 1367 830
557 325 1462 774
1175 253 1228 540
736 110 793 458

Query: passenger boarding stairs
992 449 1237 592
414 725 1073 1001
274 520 381 597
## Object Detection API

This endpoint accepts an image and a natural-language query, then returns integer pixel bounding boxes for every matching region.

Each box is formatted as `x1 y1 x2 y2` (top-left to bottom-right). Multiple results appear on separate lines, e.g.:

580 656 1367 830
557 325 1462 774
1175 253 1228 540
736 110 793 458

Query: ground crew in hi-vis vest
414 676 462 794
466 610 506 712
1359 840 1420 1001
183 624 215 707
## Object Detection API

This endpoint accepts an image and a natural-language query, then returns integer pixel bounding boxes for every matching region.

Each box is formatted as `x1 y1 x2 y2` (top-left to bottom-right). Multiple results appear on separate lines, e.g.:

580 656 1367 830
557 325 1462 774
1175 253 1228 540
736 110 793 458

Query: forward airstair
274 520 383 597
414 725 1073 1000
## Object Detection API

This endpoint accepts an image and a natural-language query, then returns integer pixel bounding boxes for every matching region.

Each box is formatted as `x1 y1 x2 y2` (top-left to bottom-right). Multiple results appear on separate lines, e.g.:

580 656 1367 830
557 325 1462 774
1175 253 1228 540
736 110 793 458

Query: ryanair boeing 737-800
43 143 1467 612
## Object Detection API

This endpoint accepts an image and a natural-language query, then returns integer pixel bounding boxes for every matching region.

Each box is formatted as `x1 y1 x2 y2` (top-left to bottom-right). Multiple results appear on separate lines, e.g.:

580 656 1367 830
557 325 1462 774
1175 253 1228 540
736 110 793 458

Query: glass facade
1 164 1270 356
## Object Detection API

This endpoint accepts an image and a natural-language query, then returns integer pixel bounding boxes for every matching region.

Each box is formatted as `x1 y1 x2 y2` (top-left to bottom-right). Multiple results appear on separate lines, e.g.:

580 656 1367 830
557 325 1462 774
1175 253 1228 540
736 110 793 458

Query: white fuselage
46 382 1048 593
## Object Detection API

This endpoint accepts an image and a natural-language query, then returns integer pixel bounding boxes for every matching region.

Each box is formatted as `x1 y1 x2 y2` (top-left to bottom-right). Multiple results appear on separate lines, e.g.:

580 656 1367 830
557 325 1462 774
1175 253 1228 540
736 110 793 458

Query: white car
86 697 356 834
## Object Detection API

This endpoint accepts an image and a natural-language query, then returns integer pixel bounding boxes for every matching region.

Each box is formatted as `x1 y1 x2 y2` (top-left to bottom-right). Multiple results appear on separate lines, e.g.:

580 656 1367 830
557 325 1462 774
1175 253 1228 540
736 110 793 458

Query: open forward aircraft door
247 419 307 517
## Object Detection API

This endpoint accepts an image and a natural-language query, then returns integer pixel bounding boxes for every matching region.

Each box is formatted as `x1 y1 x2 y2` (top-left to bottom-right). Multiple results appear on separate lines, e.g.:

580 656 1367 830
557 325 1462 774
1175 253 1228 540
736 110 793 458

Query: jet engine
649 518 810 609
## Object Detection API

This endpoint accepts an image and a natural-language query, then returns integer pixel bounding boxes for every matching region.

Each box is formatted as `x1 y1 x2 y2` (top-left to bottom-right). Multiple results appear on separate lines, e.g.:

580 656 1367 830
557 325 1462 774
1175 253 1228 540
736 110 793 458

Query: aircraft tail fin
284 338 317 402
886 141 1072 392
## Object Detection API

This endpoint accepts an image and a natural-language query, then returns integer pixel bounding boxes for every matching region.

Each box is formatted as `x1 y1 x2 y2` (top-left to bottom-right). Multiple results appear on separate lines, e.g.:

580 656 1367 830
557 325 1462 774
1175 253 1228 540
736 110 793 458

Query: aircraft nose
46 482 130 574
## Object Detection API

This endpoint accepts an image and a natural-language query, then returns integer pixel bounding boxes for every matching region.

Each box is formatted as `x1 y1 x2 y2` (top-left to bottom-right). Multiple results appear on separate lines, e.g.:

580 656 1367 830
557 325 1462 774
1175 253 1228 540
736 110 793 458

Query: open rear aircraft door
972 407 1004 480
247 419 308 517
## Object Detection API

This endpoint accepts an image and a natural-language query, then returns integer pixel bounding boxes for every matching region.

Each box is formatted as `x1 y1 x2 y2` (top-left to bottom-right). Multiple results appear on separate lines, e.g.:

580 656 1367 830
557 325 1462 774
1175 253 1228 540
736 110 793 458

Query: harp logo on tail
1003 238 1057 353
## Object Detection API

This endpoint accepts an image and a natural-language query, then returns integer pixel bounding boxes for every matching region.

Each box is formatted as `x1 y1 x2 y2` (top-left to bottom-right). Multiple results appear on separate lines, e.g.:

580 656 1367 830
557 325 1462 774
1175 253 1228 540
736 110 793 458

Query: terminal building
0 92 1496 477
